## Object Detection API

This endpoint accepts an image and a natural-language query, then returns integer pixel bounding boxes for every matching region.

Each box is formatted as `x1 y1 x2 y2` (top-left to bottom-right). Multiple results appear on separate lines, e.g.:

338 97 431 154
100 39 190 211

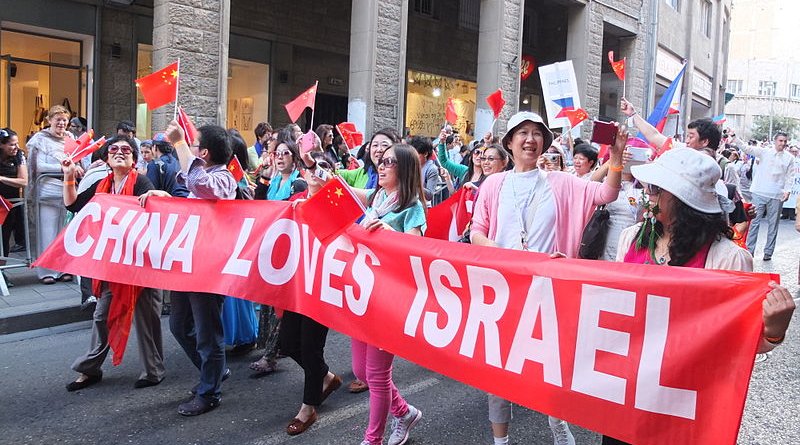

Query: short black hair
687 118 721 149
408 135 434 157
774 131 788 140
116 120 136 133
198 125 232 166
103 135 139 163
254 122 272 139
573 143 598 167
227 128 250 171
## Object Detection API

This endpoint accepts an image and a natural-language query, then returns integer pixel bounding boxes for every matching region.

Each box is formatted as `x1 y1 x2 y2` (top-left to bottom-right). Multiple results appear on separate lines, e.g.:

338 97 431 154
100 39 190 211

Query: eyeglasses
316 160 333 171
108 144 133 155
472 150 483 157
645 184 662 196
277 149 293 158
378 157 398 168
479 156 499 162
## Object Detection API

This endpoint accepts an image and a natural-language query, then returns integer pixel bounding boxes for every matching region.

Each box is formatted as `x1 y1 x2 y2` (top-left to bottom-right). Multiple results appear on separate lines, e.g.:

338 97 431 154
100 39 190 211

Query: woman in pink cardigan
470 111 626 445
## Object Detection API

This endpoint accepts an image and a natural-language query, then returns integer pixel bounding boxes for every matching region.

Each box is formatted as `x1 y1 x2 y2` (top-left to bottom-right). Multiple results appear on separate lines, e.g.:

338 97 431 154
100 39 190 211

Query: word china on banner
36 195 773 445
538 60 582 129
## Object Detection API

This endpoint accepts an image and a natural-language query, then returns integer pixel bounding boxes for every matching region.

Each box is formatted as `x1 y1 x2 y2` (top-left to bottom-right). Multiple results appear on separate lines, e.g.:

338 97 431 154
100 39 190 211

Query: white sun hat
630 148 724 214
502 111 554 151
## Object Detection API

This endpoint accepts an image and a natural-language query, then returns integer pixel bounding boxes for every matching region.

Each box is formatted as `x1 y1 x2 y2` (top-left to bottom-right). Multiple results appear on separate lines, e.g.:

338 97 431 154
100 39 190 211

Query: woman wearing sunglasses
337 128 400 189
603 148 795 445
60 136 165 392
275 151 344 436
250 135 308 377
349 143 426 445
437 128 488 189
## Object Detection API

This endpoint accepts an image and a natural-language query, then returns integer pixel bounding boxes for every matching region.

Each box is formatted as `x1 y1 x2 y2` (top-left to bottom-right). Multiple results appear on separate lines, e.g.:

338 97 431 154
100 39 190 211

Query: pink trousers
351 338 410 445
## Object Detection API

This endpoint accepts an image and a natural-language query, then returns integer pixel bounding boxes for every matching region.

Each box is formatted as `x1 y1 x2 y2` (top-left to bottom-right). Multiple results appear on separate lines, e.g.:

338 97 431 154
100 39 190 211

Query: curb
0 305 93 336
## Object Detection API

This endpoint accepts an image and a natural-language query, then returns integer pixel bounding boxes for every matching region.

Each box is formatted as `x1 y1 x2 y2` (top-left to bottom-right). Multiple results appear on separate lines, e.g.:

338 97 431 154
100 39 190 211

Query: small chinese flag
485 89 506 119
71 136 106 164
608 51 625 81
135 61 179 110
177 106 199 147
0 196 13 225
295 176 365 243
285 83 318 123
227 155 245 182
63 130 94 160
445 98 458 124
336 122 364 150
564 108 589 127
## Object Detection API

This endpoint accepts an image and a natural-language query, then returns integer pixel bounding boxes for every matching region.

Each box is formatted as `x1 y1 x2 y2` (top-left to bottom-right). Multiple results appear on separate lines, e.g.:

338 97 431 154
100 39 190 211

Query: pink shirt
471 170 620 258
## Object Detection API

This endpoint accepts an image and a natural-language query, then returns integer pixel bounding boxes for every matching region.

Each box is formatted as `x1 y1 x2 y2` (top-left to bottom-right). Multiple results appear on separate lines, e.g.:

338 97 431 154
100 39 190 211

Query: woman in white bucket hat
471 111 627 445
603 147 796 445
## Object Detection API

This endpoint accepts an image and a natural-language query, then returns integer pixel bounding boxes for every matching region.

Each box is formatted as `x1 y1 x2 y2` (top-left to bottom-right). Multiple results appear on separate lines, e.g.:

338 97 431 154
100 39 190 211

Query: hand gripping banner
36 195 774 445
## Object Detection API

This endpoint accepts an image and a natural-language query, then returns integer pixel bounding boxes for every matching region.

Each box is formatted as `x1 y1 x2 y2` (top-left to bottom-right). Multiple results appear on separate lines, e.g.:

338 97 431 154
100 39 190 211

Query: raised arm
620 97 667 151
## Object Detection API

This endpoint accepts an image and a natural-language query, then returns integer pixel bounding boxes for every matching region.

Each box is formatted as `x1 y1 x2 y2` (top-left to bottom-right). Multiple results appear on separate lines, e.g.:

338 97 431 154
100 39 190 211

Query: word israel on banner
35 195 774 445
538 60 582 129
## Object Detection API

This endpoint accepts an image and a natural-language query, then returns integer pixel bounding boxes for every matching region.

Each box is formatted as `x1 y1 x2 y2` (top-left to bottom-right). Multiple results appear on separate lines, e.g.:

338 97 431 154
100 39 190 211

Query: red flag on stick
285 83 318 123
564 108 589 127
63 130 94 159
445 98 458 124
336 122 364 150
0 196 13 225
227 155 245 182
176 107 199 147
486 89 506 119
70 136 106 164
135 61 179 110
608 51 626 81
295 176 365 243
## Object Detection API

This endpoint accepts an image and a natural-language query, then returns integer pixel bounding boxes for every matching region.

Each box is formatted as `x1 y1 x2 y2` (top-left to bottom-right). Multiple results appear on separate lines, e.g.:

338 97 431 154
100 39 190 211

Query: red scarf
92 169 142 366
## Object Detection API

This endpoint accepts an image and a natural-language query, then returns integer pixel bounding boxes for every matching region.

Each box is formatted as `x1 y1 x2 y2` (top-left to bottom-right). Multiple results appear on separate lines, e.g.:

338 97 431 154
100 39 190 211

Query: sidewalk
0 252 87 335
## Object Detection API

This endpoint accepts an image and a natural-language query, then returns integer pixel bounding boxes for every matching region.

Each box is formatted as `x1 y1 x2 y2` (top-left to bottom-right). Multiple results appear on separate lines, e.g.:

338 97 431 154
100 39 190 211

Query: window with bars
726 79 743 94
666 0 680 11
758 81 777 97
700 0 712 38
458 0 480 31
790 84 800 99
414 0 434 17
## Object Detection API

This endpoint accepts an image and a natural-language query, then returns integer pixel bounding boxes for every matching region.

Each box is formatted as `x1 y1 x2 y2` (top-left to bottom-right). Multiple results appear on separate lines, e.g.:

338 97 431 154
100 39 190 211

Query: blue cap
153 132 168 143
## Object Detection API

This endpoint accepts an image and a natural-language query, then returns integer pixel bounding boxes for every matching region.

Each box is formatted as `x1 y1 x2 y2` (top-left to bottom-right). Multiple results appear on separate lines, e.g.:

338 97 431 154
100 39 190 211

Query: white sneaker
548 416 576 445
387 405 422 445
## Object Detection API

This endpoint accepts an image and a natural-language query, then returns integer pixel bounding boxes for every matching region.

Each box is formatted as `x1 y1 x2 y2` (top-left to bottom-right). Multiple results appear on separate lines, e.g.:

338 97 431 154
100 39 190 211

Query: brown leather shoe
320 374 342 403
348 378 369 393
286 410 317 436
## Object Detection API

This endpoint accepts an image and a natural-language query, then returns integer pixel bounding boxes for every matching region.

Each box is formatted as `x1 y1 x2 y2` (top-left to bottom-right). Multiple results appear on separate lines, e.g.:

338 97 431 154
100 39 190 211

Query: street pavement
0 220 798 445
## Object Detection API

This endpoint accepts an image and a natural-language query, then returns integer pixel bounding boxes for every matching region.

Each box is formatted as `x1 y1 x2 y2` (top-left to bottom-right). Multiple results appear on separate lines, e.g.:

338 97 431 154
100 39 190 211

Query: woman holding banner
350 143 426 445
60 135 165 392
278 151 344 436
470 111 626 445
603 147 796 444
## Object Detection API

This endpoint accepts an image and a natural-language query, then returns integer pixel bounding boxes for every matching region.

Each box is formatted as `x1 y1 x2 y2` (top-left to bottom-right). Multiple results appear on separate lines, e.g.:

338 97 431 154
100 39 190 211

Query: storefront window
405 69 476 139
226 59 269 147
0 29 84 148
136 44 153 139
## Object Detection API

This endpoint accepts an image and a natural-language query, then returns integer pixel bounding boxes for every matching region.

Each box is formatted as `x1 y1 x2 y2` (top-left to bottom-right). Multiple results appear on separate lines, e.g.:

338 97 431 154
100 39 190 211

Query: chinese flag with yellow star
608 51 625 81
295 176 365 243
564 107 589 127
136 61 179 110
285 83 318 123
227 155 246 182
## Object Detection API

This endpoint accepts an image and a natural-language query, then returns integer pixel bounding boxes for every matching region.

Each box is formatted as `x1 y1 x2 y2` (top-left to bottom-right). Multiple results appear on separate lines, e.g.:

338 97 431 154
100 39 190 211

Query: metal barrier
430 181 450 207
0 196 33 296
31 172 66 258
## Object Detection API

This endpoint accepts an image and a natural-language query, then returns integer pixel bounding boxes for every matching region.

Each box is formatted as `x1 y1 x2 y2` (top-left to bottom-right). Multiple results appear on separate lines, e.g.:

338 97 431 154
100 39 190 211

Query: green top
438 142 469 183
366 189 427 234
337 166 370 188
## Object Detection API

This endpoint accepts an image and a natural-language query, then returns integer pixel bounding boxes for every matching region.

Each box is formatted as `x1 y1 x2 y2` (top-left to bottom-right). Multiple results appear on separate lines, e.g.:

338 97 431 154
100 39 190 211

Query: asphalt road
1 220 798 445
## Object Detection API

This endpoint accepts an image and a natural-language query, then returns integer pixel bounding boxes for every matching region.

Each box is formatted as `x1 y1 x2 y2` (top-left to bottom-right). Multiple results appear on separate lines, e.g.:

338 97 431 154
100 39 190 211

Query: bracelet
609 164 624 172
64 180 76 186
765 334 785 345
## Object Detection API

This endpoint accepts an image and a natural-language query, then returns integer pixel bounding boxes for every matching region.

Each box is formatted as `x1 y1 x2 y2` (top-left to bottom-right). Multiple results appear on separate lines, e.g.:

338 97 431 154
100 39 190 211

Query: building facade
724 0 800 140
0 0 730 148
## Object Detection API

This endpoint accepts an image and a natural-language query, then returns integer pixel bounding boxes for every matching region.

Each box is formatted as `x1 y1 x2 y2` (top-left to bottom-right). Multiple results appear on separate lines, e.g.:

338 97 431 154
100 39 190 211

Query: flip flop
58 274 74 282
40 277 57 285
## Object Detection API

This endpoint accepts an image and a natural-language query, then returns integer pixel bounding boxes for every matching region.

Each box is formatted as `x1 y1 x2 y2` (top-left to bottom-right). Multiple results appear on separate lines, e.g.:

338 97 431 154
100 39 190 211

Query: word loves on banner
35 195 774 445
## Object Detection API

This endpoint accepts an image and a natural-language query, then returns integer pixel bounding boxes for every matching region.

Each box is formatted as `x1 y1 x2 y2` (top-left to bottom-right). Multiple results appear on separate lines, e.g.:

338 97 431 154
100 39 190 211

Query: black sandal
40 276 57 285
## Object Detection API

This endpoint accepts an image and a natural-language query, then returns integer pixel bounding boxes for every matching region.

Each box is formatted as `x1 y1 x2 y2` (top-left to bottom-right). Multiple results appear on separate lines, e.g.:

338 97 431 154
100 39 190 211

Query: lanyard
508 171 543 251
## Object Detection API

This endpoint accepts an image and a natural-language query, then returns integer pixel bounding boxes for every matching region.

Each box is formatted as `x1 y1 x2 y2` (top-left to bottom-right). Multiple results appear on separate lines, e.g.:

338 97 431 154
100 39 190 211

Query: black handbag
578 205 610 260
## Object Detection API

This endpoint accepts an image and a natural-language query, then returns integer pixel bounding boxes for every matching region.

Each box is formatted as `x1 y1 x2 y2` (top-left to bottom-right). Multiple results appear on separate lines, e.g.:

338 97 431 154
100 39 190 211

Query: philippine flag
554 97 576 118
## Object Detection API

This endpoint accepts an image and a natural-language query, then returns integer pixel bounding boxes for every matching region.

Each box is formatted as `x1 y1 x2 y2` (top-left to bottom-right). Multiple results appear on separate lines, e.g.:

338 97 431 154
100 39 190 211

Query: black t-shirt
0 152 25 199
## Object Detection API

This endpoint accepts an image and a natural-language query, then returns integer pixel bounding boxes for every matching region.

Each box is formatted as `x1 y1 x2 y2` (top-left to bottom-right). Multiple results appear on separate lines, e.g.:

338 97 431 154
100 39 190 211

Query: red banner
36 195 773 445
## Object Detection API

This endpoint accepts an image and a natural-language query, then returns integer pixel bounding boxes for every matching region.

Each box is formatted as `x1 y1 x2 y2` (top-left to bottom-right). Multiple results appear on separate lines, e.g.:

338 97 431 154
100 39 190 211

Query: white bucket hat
502 111 554 151
630 148 724 214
